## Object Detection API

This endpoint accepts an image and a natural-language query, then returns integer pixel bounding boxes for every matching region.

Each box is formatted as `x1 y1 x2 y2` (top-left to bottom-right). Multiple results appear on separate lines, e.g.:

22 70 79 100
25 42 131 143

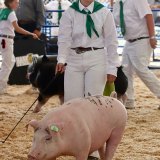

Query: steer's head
26 120 61 160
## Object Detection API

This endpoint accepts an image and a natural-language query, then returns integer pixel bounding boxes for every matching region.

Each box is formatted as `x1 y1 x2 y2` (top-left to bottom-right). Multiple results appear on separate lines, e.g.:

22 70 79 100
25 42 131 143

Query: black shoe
88 156 99 160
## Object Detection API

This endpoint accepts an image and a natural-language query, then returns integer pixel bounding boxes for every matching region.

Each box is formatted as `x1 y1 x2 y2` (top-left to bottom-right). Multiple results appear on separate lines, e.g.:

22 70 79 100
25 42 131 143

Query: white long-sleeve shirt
58 1 120 76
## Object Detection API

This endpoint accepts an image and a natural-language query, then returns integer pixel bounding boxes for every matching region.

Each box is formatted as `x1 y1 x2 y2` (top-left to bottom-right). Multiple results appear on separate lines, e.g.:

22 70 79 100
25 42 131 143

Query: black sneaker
88 156 99 160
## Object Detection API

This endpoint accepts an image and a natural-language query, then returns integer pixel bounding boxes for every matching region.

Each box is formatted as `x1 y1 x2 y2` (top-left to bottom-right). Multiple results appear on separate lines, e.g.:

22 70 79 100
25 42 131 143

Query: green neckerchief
58 1 62 25
70 0 104 38
0 8 13 21
119 0 126 36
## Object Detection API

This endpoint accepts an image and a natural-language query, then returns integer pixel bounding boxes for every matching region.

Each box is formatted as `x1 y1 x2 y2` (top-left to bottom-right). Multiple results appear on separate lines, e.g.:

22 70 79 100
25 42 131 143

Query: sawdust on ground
0 71 160 160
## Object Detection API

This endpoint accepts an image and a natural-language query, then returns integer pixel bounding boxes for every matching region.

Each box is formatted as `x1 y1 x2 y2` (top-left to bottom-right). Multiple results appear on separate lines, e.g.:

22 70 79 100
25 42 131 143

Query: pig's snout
28 154 38 160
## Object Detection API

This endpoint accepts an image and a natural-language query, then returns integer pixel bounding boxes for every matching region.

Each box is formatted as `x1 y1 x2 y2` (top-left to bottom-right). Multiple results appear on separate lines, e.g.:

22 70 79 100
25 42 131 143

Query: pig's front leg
33 94 49 113
76 154 88 160
105 126 125 160
98 146 105 160
75 147 90 160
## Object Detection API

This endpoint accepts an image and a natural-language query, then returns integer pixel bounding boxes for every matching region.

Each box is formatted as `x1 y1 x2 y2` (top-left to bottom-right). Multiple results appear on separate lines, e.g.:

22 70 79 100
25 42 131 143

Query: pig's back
73 96 127 130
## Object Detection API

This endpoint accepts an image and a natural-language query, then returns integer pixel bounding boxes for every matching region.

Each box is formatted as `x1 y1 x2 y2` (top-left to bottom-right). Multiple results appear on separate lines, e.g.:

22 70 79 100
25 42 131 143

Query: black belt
71 47 104 54
0 34 14 39
128 37 149 43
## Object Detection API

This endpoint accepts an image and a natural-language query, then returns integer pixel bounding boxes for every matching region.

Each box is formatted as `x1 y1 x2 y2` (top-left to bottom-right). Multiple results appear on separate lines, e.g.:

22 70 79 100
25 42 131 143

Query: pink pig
27 96 127 160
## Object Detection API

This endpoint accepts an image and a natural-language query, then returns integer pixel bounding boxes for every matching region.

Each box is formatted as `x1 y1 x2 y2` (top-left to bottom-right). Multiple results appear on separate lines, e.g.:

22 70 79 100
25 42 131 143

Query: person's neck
80 0 94 7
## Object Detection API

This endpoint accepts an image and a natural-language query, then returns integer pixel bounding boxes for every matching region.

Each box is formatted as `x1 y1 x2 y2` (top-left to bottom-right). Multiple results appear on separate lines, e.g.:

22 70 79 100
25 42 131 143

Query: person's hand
150 38 157 49
31 33 39 39
56 63 65 74
107 74 116 83
33 29 41 37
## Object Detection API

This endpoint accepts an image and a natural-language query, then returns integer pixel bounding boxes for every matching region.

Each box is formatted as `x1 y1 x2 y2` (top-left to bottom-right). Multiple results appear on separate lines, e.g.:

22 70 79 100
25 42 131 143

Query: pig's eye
45 135 52 141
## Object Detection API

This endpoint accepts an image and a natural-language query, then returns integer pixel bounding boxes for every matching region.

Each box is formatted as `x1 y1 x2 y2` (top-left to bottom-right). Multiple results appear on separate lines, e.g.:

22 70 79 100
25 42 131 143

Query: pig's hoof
33 106 41 113
88 156 99 160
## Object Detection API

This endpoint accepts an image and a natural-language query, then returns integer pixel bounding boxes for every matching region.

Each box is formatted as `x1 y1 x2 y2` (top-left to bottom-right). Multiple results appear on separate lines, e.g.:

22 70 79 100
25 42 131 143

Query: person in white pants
56 0 120 159
0 0 38 94
113 0 160 109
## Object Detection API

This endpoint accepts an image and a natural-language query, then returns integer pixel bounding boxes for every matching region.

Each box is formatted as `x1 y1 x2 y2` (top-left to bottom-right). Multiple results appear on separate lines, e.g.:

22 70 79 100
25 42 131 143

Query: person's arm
56 10 72 73
8 11 38 39
12 21 38 39
34 0 45 36
103 10 120 83
134 0 157 49
145 14 157 49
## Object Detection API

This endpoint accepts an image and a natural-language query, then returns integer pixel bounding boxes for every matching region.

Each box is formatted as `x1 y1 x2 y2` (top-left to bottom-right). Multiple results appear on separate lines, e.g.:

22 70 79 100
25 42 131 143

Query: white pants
64 49 106 158
64 49 106 102
122 39 160 100
0 38 15 91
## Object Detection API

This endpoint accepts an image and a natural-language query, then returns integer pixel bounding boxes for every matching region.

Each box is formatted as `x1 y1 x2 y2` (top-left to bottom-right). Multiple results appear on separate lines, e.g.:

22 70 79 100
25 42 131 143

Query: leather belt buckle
75 48 85 54
128 39 136 43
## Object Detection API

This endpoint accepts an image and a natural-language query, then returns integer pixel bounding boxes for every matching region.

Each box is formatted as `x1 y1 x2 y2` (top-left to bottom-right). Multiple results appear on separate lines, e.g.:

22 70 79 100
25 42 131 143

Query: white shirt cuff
57 57 66 64
106 66 118 77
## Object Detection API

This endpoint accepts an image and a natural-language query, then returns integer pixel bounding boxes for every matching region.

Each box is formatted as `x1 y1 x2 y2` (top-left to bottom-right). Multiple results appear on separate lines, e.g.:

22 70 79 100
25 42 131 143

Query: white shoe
125 99 135 109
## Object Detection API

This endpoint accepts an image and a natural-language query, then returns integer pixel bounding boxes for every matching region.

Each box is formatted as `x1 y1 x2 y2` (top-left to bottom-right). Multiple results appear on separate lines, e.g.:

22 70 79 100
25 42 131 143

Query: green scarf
58 1 62 25
70 0 104 38
119 0 126 36
0 8 12 21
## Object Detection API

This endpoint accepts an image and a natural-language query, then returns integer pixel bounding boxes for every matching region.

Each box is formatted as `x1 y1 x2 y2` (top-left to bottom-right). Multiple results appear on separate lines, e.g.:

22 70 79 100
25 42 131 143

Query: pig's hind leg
104 126 125 160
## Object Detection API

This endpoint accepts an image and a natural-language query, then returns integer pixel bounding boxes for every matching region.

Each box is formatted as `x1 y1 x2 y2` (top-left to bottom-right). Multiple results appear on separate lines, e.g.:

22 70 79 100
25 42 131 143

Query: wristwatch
150 36 156 39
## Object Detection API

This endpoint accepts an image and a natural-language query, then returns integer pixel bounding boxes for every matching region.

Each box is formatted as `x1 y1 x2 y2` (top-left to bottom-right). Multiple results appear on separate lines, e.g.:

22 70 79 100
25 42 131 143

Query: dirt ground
0 71 160 160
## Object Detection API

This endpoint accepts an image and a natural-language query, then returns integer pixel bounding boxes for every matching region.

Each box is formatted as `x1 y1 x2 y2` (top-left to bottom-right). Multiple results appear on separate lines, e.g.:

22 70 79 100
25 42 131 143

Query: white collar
79 0 94 13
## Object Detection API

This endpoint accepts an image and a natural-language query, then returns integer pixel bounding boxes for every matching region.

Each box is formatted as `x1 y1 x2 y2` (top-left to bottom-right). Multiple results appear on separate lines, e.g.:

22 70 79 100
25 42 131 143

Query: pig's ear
26 119 39 132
